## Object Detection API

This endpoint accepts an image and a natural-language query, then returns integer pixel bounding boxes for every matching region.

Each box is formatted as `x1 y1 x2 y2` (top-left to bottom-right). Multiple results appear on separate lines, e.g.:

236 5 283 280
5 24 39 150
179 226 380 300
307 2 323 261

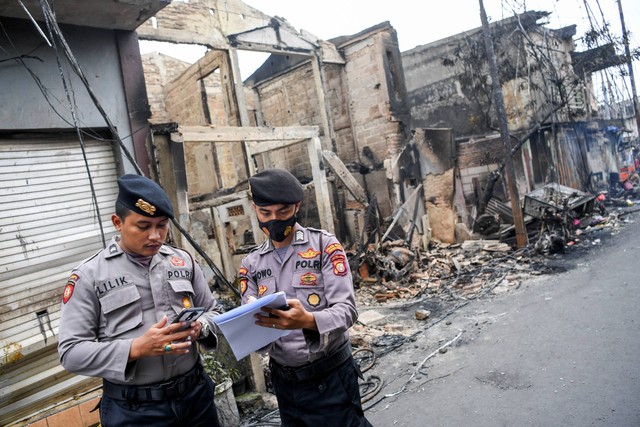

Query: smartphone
268 304 291 318
172 307 205 330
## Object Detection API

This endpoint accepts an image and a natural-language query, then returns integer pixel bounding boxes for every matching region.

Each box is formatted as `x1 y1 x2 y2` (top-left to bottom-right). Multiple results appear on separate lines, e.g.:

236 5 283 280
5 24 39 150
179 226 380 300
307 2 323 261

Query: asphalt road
364 212 640 427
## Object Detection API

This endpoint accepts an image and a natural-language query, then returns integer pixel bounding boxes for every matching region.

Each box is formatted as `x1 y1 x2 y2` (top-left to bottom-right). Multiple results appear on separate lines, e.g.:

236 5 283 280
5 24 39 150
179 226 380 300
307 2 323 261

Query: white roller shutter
0 135 119 425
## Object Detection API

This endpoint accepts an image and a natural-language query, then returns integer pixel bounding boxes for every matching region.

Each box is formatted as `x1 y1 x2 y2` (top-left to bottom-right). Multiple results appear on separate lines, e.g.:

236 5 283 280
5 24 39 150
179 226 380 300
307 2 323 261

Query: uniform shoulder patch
62 273 79 304
324 242 344 255
330 254 348 276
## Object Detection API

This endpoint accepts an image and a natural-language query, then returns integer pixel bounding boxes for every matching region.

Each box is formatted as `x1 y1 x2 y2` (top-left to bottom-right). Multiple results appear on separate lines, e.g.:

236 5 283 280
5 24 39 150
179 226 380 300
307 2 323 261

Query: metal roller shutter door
0 135 119 425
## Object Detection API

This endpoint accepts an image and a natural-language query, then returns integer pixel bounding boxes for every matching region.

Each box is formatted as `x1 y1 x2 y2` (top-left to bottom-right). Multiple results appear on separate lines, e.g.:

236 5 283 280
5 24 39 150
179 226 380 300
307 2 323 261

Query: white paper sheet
213 291 291 360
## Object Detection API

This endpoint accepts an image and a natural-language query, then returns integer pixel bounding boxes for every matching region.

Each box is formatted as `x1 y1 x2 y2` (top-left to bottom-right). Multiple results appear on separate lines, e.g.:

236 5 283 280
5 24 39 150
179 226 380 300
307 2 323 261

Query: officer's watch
198 319 211 339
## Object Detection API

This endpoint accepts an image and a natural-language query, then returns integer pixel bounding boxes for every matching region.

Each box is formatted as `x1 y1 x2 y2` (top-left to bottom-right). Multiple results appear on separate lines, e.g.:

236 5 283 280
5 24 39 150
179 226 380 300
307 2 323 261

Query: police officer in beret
58 174 221 426
238 168 372 426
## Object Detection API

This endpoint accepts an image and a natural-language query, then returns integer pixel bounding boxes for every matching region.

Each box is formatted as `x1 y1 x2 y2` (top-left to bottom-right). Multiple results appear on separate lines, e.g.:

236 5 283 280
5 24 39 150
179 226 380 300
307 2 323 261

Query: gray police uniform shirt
239 225 357 367
58 236 219 385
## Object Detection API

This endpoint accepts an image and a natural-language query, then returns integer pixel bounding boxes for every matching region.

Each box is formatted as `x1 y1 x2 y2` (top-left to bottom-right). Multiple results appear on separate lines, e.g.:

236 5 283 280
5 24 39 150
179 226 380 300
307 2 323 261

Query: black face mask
259 214 297 242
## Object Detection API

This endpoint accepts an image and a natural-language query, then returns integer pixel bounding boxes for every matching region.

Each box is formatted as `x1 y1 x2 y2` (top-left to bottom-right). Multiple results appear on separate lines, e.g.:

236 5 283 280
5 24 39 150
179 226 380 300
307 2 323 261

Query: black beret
249 169 304 206
117 174 174 219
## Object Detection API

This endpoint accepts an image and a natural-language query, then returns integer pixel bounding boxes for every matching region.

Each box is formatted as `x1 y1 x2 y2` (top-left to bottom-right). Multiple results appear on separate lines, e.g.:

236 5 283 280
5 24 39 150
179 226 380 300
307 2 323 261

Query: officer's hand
128 316 198 361
255 299 317 331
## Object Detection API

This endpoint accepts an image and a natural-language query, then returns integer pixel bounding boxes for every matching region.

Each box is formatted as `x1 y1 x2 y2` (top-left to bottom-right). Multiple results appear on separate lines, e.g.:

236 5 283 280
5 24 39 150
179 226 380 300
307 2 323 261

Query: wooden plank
180 125 319 142
244 138 304 155
321 150 368 205
308 137 334 232
311 55 334 147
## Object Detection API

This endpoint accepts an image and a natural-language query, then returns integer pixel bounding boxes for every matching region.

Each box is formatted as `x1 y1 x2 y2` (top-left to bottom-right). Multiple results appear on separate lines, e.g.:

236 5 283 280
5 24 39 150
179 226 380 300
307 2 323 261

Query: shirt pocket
292 272 326 310
100 286 142 337
168 279 195 314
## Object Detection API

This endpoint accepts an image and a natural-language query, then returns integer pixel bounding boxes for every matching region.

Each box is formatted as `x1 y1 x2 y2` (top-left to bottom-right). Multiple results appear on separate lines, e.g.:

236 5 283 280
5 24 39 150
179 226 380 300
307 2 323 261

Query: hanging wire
36 0 142 174
18 0 238 297
38 0 107 247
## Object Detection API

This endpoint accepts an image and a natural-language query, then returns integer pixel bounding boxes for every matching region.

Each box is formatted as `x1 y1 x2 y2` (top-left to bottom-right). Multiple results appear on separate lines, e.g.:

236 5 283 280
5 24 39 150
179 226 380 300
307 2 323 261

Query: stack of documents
213 291 291 360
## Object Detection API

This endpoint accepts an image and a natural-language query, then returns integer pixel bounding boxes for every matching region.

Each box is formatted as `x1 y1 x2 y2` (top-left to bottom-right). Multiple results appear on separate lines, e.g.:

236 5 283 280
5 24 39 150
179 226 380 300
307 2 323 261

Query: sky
243 0 637 52
140 0 640 98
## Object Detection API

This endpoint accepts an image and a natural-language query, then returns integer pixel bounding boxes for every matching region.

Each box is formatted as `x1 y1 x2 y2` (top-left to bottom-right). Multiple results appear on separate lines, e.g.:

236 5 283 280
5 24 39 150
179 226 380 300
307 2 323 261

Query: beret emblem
135 199 156 215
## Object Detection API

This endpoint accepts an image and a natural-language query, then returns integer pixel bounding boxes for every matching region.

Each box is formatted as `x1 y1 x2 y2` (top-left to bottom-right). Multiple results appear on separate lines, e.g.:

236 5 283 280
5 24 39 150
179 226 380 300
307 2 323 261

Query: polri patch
182 296 192 308
307 293 321 307
330 254 348 276
170 256 185 267
62 273 80 304
240 279 248 295
239 267 248 276
324 243 343 255
299 273 317 286
258 285 268 296
62 283 74 304
298 248 320 259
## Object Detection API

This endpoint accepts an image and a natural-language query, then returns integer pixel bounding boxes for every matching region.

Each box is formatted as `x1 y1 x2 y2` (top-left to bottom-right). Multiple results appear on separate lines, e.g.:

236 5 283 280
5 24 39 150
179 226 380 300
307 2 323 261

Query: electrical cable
38 0 107 248
19 0 238 297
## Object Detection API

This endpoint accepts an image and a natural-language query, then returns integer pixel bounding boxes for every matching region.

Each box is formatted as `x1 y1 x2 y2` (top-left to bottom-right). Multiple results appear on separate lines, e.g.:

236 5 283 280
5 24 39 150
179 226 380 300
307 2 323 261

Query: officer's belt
102 363 202 402
270 340 352 382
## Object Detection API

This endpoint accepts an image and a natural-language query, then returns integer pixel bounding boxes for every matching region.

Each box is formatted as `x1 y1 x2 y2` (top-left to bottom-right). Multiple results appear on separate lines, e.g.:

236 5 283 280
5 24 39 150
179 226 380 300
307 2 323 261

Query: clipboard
213 291 291 360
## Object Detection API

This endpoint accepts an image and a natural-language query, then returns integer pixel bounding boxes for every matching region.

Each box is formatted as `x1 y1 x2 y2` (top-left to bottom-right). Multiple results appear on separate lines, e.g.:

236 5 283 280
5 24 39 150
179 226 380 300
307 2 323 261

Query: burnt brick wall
457 136 503 169
254 63 317 180
142 52 191 124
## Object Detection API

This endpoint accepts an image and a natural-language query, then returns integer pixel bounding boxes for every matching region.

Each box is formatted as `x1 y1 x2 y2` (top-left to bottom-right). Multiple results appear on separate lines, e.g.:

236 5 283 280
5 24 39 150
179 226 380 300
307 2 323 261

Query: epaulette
249 240 270 254
306 226 334 237
74 249 102 269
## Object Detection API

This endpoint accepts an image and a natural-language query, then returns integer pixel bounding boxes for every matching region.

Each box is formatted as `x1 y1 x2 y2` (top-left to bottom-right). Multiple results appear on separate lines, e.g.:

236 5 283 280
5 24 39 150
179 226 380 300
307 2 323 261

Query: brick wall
457 136 503 203
252 25 410 221
324 63 356 161
340 28 410 217
457 135 503 169
142 52 191 124
254 63 318 180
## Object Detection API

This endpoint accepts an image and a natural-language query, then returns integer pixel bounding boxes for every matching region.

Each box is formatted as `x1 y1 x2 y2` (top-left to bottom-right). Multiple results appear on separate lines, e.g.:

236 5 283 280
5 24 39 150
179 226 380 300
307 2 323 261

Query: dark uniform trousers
99 364 220 427
270 353 373 427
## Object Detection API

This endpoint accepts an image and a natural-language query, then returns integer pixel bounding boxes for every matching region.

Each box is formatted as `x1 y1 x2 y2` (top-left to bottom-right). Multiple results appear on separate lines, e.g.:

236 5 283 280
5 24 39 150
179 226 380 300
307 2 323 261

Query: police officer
58 174 221 427
238 168 372 426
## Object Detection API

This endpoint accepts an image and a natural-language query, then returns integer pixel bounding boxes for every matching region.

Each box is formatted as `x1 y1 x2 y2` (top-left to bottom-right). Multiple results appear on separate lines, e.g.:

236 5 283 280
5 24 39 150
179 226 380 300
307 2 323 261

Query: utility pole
617 0 640 134
478 0 527 248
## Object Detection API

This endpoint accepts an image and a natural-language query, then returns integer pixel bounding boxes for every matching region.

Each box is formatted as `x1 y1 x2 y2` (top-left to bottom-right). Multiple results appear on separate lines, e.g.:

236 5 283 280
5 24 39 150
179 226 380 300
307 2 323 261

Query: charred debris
348 178 640 308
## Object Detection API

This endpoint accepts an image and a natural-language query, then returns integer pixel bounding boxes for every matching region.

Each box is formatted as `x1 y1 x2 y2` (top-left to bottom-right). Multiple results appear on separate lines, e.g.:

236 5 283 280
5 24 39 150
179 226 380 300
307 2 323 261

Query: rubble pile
350 184 638 318
353 238 534 306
